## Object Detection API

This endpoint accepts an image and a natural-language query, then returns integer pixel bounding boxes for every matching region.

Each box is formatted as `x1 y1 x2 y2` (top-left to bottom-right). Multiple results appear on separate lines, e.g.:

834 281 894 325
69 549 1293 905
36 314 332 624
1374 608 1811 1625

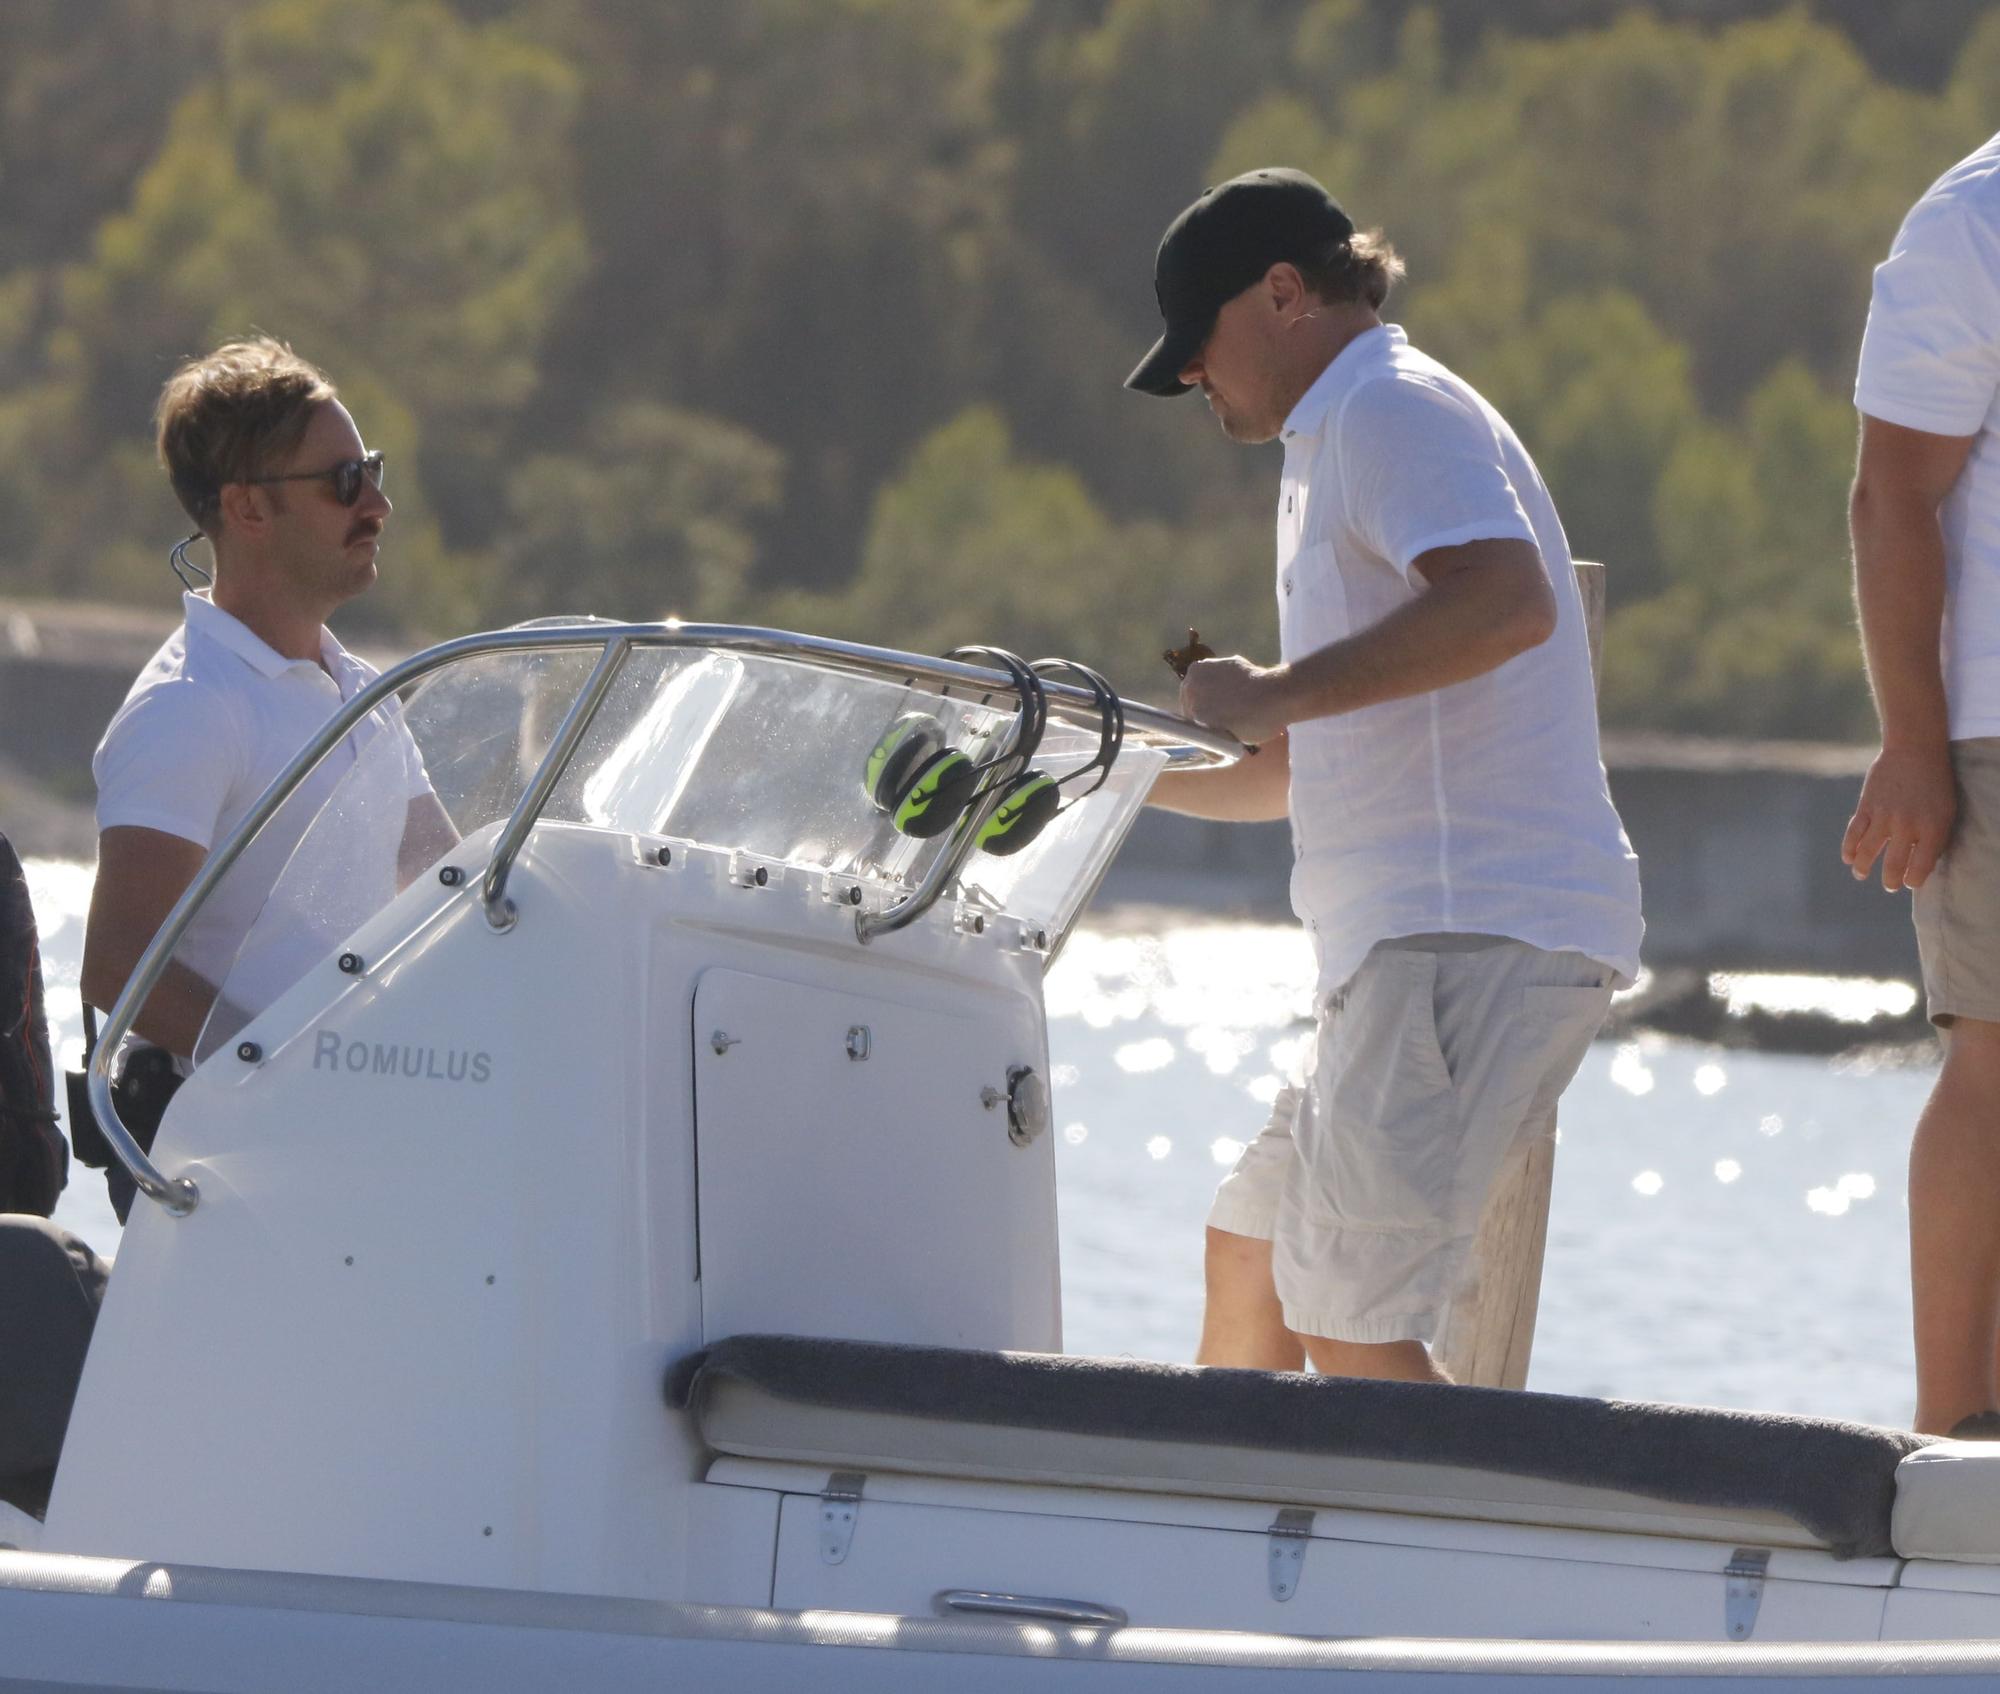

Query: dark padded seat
670 1334 1932 1559
0 1216 107 1518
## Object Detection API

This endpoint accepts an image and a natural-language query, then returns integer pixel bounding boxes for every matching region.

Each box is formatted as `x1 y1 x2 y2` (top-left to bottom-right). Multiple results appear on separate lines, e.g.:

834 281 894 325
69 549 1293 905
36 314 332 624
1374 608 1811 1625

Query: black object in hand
1163 627 1215 679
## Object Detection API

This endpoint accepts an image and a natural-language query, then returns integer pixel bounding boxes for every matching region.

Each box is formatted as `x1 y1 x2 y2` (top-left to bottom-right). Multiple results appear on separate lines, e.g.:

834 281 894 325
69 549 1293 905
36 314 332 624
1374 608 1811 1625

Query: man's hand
1181 655 1292 744
1843 744 1957 892
1845 414 1973 894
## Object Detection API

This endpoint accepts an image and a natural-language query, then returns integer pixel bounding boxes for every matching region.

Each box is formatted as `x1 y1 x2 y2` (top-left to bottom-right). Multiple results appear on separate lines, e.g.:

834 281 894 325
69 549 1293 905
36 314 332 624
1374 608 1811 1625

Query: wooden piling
1433 561 1606 1390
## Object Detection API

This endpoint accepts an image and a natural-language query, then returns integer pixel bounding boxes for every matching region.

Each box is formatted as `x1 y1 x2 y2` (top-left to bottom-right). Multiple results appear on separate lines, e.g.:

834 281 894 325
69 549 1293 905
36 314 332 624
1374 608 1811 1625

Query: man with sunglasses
80 337 453 1220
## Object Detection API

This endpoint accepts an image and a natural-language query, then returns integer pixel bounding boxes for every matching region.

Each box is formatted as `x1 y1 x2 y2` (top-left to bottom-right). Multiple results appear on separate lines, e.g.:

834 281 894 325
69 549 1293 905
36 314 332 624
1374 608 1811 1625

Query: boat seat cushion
1892 1442 2000 1562
0 1216 108 1518
668 1335 1931 1560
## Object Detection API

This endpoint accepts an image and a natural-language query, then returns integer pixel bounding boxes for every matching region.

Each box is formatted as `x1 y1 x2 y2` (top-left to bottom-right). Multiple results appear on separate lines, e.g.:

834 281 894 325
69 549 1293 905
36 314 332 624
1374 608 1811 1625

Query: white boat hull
7 1548 2000 1691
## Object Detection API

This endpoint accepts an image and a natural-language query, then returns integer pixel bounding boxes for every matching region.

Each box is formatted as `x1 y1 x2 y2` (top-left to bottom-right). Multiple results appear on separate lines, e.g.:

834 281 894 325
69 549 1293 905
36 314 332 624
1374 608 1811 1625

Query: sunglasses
244 449 386 507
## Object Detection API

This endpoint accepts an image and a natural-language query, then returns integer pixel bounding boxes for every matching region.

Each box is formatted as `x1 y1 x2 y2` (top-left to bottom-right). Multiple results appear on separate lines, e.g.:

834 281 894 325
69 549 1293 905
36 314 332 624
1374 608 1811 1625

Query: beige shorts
1915 738 2000 1028
1208 935 1612 1345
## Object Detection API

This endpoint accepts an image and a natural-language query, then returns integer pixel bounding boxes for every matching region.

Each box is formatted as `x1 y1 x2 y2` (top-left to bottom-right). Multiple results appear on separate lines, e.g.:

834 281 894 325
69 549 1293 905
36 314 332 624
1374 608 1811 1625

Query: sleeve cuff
1854 390 1988 441
92 809 214 849
1393 518 1540 579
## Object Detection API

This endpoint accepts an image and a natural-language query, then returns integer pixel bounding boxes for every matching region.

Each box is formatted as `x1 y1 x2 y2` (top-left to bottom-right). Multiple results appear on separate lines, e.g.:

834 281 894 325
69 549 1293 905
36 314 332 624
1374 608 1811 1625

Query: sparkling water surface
27 860 1933 1429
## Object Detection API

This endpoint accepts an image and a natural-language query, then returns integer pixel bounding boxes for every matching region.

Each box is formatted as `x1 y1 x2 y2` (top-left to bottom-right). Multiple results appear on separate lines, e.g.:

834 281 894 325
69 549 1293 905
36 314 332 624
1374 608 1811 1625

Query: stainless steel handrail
480 637 632 929
91 620 1242 1214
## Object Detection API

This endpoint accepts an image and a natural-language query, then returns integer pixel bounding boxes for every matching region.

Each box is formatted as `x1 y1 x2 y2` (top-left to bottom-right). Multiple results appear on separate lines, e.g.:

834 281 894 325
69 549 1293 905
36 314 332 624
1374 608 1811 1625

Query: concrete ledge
1103 744 1914 982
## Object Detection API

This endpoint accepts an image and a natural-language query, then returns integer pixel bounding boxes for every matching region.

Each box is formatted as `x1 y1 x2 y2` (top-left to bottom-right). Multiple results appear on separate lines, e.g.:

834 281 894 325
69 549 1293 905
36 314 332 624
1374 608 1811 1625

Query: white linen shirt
93 592 431 1008
1854 129 2000 739
1276 325 1643 995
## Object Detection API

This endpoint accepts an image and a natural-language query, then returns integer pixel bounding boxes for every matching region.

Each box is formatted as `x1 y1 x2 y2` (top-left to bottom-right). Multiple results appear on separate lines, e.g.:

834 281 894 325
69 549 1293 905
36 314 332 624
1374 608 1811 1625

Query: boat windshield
193 633 1165 1064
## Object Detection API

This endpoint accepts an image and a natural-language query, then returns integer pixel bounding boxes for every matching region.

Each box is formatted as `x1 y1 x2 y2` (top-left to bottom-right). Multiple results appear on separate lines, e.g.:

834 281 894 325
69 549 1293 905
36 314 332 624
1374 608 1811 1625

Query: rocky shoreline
1085 902 1935 1065
1601 966 1935 1064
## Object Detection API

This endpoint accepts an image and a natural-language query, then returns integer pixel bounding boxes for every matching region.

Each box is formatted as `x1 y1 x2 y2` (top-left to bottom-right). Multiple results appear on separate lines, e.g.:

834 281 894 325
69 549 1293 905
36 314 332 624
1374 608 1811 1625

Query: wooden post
1433 561 1606 1390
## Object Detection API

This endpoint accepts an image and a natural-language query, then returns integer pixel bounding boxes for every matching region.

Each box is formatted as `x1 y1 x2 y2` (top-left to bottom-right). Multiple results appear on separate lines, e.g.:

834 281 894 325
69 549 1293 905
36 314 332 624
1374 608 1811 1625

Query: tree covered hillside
1 0 1993 735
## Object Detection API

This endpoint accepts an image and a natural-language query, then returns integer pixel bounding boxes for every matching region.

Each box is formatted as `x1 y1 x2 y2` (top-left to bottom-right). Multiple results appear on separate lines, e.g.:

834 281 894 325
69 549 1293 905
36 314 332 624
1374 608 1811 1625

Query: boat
6 618 2000 1690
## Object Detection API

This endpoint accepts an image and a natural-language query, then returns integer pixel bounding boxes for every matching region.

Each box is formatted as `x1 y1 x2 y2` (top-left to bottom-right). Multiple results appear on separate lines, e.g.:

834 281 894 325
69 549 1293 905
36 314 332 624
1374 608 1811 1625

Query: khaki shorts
1915 739 2000 1028
1208 935 1612 1345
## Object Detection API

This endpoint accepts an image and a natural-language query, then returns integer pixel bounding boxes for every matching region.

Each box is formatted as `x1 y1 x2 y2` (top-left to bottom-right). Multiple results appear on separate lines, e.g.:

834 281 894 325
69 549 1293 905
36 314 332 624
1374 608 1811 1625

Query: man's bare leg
1197 1227 1303 1370
1300 1334 1451 1384
1910 1017 2000 1433
1198 1228 1450 1383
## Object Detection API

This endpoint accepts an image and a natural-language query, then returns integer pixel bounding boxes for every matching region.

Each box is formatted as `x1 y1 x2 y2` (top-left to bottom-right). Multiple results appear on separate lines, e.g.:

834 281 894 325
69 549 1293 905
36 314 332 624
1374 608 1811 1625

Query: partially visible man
80 337 454 1219
1129 169 1642 1385
0 830 64 1215
1845 131 2000 1436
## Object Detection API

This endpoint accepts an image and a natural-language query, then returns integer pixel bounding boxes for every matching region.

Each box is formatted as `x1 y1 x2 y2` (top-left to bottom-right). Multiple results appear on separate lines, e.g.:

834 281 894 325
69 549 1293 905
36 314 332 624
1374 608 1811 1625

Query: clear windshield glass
196 633 1169 1063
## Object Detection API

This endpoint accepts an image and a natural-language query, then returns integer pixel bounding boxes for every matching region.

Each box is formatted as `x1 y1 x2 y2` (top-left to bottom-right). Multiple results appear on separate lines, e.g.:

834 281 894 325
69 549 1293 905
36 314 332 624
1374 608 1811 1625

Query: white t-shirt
93 593 433 1030
1276 325 1644 995
1854 129 2000 740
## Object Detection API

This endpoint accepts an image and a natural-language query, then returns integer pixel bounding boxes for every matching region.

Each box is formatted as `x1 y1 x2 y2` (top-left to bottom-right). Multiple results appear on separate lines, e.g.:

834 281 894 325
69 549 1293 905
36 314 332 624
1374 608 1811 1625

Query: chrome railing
90 621 1242 1215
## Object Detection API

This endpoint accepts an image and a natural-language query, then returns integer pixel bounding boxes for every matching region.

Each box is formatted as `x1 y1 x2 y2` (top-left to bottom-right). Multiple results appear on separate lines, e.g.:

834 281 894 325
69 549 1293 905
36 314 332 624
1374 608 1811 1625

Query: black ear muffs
864 713 981 839
891 746 981 838
865 713 945 810
866 648 1049 844
974 771 1062 856
966 657 1124 858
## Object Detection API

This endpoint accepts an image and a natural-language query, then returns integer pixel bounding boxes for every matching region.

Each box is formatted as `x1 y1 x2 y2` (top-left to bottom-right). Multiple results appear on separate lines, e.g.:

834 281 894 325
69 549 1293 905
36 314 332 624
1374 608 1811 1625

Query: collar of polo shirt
183 591 348 681
1279 323 1400 443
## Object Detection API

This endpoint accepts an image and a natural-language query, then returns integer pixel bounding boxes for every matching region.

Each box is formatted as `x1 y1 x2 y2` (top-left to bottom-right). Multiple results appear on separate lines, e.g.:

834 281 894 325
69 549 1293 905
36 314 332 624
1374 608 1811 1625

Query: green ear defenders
863 647 1046 840
863 712 971 838
973 657 1125 857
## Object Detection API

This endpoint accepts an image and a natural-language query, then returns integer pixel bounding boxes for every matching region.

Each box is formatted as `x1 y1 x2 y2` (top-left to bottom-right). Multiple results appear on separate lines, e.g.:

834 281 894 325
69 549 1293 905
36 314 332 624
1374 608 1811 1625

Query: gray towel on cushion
669 1334 1932 1559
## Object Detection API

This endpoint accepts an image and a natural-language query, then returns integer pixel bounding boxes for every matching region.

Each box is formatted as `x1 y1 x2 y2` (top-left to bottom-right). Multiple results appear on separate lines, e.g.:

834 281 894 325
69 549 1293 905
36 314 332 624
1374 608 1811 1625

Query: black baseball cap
1125 167 1356 398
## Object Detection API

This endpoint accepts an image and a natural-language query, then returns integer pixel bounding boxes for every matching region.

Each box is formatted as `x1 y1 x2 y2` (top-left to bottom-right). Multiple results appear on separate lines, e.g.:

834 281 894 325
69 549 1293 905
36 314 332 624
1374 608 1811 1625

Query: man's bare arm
398 792 460 888
81 827 218 1060
1179 537 1557 744
1843 414 1977 893
1148 730 1290 821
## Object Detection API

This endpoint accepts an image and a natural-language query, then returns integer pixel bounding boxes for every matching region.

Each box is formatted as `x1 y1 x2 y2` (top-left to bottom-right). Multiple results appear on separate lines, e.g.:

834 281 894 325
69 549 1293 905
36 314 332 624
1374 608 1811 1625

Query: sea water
26 859 1932 1428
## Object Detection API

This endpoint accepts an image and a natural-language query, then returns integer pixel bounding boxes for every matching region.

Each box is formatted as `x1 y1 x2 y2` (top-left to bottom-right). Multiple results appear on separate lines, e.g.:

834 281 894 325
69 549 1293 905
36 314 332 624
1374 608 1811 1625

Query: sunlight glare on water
1711 971 1920 1024
1046 913 1933 1428
1609 1043 1656 1096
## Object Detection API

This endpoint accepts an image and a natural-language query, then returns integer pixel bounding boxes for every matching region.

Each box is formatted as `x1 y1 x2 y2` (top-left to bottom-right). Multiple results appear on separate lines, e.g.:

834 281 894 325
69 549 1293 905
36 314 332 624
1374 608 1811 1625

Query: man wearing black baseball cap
1139 169 1643 1387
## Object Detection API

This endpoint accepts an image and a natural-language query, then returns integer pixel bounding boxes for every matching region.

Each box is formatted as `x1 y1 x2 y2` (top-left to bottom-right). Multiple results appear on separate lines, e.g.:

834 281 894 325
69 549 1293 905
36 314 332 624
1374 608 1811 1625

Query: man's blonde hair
154 337 337 533
1298 228 1406 311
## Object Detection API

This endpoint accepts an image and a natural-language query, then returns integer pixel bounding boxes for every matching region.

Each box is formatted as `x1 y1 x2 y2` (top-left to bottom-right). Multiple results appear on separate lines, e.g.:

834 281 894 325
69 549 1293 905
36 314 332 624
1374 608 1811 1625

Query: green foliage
1448 290 1701 603
0 2 238 276
0 0 1994 740
493 401 783 624
779 407 1269 707
1603 360 1866 737
519 0 1023 585
16 0 591 620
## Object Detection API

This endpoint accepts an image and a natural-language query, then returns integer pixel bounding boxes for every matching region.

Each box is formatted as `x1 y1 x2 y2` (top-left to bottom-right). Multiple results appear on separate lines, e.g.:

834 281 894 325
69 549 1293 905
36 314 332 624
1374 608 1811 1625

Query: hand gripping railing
90 621 1242 1215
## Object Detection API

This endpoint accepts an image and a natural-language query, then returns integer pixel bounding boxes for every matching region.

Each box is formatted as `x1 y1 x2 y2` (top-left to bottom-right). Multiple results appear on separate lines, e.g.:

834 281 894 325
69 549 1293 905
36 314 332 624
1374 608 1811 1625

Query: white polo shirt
1277 325 1643 995
93 592 431 1017
1854 129 2000 740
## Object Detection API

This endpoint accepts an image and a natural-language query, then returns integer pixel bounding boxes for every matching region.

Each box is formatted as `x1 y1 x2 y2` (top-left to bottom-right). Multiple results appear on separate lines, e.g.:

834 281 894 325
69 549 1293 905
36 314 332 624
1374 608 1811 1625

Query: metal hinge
1268 1507 1315 1601
820 1471 866 1565
1724 1547 1769 1640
